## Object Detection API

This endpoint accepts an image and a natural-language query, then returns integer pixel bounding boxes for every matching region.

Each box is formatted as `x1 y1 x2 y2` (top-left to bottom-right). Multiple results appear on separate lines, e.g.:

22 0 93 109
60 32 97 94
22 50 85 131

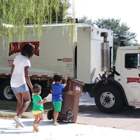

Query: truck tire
0 81 16 101
95 85 124 113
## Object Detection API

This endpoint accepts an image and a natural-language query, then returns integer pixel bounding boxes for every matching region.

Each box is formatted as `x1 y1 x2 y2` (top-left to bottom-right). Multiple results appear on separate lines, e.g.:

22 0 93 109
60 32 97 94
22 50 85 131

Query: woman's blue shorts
11 84 29 94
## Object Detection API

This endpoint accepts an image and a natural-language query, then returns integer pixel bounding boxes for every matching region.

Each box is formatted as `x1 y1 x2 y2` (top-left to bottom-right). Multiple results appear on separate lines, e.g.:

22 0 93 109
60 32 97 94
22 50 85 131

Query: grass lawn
0 100 52 118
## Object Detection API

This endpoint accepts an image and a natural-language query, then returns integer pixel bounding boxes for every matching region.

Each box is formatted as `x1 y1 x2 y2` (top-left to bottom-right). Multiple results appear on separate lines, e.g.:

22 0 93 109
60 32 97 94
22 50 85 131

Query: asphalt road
78 93 140 132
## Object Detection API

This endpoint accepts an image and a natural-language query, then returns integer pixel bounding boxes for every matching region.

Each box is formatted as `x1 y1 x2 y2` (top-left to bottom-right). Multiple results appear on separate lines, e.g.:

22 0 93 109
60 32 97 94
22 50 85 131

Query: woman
10 43 34 128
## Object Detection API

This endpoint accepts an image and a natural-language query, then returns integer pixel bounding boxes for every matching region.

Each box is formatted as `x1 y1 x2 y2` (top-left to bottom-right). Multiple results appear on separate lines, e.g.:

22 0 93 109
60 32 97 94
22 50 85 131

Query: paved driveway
0 118 140 140
78 93 140 132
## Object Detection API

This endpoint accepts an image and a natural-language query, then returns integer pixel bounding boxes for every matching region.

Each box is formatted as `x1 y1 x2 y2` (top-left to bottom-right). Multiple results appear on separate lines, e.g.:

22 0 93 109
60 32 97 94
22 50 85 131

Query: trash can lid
71 78 85 86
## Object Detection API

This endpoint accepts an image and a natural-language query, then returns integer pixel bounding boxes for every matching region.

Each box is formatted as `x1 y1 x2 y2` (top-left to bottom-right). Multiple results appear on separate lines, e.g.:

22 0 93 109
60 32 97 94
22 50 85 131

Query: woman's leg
18 91 31 117
14 93 23 117
14 93 25 128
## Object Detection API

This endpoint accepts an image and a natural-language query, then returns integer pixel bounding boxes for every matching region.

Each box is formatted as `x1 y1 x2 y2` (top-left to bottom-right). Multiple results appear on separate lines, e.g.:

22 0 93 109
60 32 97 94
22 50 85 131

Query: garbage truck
1 23 140 114
0 23 113 100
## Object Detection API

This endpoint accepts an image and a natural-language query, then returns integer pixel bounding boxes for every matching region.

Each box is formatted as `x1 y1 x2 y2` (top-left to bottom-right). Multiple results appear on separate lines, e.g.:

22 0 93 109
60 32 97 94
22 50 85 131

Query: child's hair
53 74 63 82
33 84 42 94
21 43 35 58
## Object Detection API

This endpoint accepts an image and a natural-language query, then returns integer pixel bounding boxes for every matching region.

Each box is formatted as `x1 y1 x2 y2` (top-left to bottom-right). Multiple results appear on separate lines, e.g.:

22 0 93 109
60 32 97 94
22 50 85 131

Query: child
32 84 48 132
51 75 67 125
10 43 34 128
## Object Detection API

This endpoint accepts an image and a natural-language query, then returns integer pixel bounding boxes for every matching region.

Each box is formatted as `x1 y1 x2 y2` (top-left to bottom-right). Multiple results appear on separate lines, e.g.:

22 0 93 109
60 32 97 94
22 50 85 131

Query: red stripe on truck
41 75 48 78
32 75 38 77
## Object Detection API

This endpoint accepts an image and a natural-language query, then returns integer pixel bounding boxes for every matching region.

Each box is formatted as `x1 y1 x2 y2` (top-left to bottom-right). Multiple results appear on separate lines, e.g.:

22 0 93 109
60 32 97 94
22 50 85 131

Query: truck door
121 49 140 107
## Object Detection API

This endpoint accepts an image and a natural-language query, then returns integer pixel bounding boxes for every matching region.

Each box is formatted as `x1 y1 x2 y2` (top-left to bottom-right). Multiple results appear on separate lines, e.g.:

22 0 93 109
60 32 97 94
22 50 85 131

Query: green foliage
78 16 93 25
0 0 75 42
94 18 138 45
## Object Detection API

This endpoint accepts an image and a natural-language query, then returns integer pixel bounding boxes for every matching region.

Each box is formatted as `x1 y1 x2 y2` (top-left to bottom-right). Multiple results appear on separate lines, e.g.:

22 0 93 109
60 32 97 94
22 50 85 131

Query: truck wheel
0 81 16 101
66 110 73 122
95 85 124 113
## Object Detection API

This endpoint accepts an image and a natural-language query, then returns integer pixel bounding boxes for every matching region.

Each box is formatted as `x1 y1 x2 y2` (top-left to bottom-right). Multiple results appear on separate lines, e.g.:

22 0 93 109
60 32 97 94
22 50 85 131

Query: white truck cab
116 46 140 107
90 45 140 113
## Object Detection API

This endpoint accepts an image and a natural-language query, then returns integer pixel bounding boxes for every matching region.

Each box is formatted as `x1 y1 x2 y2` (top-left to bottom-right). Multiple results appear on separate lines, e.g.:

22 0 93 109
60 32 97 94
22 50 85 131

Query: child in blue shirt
51 75 67 125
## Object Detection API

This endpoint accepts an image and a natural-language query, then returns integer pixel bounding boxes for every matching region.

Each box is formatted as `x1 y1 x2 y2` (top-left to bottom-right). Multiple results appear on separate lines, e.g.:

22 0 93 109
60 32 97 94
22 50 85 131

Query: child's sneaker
13 116 25 128
53 122 59 126
33 124 39 132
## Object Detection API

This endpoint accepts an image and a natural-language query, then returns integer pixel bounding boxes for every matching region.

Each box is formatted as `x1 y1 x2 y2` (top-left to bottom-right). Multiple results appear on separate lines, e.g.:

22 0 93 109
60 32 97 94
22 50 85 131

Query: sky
71 0 140 43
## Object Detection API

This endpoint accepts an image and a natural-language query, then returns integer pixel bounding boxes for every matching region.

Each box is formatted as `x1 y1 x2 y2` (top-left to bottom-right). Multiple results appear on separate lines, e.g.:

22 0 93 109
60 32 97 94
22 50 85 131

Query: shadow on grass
0 100 52 111
0 100 52 119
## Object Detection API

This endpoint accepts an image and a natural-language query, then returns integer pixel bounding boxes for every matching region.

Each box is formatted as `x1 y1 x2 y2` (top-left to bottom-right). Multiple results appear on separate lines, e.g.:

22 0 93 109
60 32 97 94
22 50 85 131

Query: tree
79 17 139 62
78 16 93 25
0 0 75 42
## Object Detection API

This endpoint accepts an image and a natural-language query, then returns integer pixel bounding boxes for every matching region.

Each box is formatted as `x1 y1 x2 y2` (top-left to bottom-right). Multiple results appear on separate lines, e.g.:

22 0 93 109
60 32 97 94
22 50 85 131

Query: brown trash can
47 78 84 123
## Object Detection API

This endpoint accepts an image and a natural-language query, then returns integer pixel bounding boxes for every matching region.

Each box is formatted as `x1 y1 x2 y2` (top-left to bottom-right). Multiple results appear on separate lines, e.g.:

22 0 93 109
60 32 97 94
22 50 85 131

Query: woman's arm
11 64 15 75
24 66 33 91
